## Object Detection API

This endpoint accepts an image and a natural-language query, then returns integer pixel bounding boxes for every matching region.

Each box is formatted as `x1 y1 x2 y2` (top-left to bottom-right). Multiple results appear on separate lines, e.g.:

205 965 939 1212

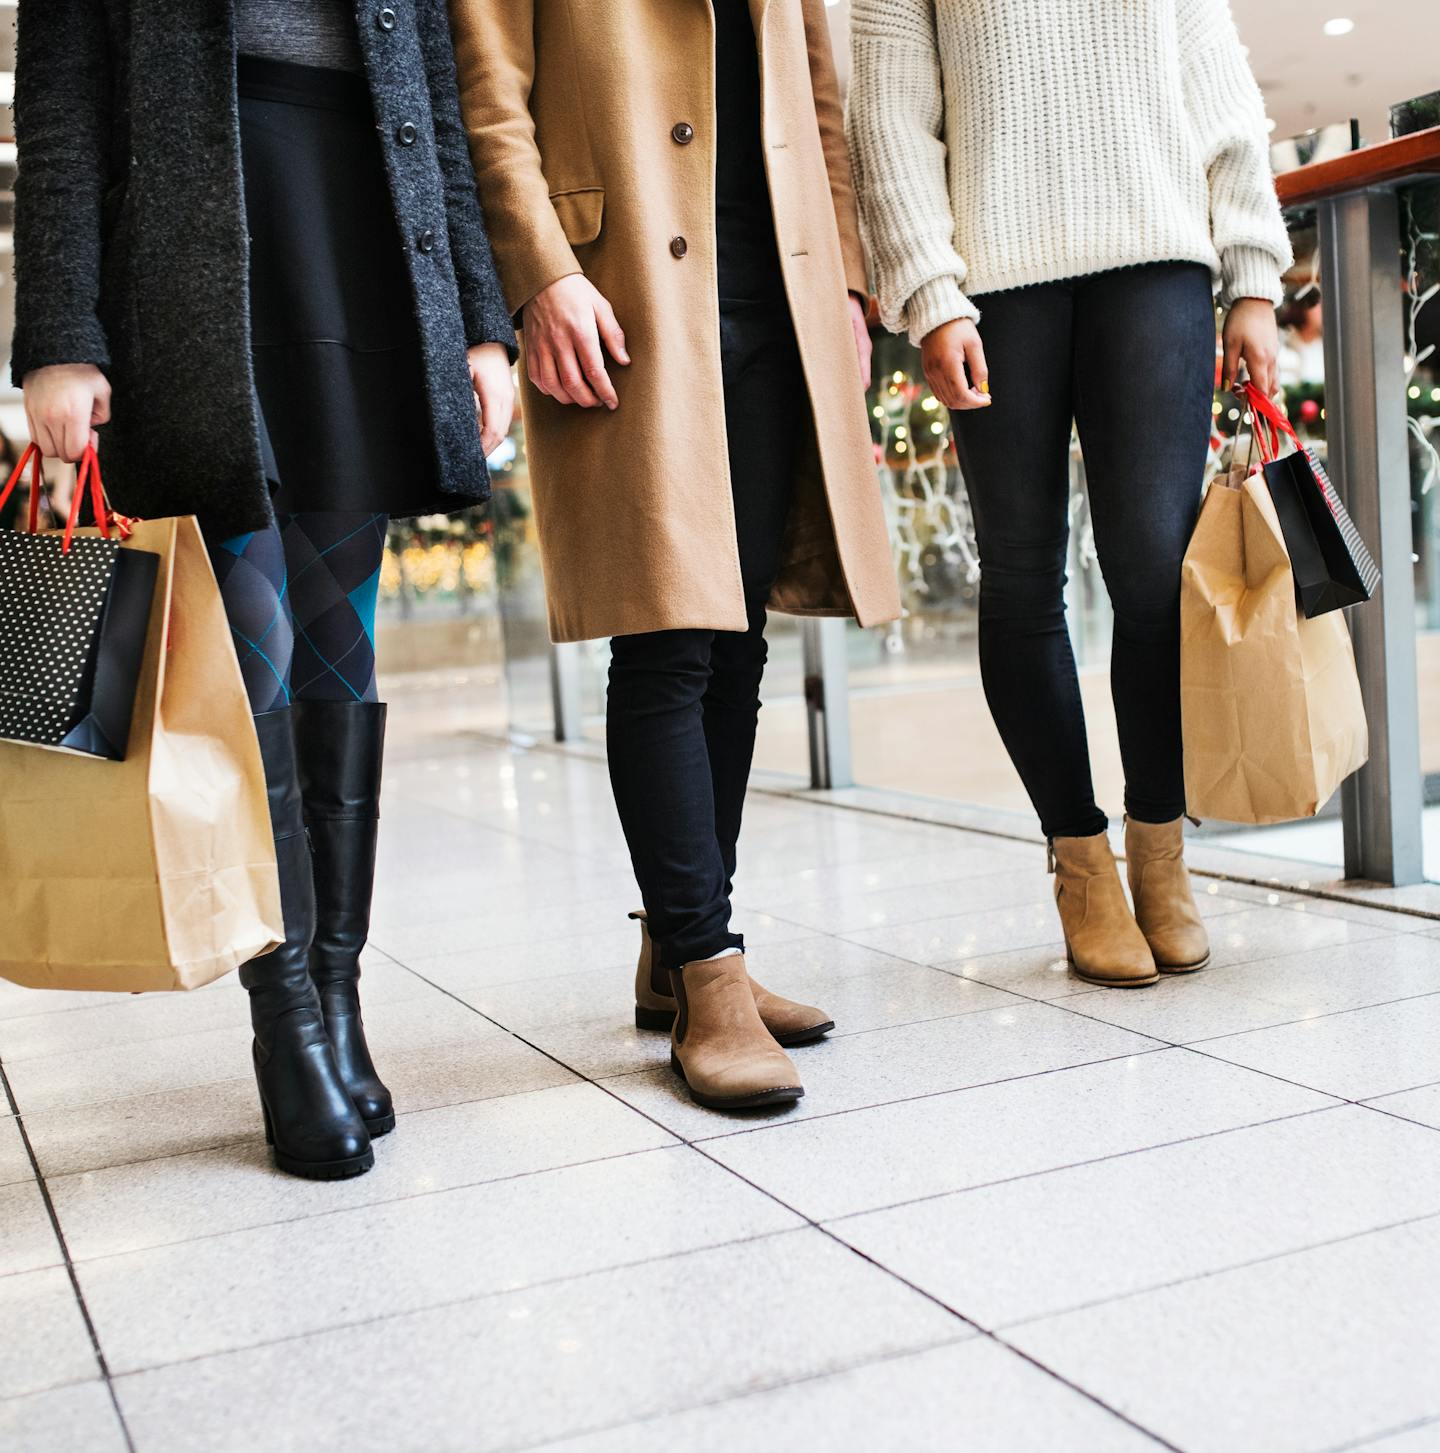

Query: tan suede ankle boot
670 955 804 1111
630 911 834 1045
1051 834 1159 988
1125 817 1211 973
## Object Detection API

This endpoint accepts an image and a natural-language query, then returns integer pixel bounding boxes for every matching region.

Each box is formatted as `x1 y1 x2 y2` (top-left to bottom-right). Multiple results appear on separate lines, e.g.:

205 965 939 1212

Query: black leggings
950 264 1216 839
606 302 804 972
207 512 389 714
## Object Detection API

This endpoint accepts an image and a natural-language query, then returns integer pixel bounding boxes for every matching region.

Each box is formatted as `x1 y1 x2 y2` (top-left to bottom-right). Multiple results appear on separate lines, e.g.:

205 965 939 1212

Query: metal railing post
1318 187 1425 884
801 617 854 790
549 640 584 744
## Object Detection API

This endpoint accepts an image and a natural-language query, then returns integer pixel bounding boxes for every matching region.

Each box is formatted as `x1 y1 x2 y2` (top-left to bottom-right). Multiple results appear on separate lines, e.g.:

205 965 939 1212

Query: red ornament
1298 398 1320 423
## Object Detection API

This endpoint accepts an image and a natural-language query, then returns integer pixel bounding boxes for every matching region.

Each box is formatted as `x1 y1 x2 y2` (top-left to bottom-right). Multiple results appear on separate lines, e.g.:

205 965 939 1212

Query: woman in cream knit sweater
848 0 1292 988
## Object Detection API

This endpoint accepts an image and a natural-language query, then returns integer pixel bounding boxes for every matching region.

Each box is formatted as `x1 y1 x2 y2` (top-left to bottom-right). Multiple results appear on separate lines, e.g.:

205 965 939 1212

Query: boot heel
636 1004 676 1031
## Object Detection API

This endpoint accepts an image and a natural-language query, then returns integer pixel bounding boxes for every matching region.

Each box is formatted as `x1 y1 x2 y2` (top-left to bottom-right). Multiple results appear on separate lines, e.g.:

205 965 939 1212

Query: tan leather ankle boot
670 955 804 1111
630 911 834 1045
1051 834 1159 988
1125 817 1211 973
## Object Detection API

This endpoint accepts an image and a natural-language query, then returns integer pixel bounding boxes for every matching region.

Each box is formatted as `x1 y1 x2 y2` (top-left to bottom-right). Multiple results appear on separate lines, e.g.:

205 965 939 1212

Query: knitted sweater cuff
904 277 981 347
1220 245 1285 309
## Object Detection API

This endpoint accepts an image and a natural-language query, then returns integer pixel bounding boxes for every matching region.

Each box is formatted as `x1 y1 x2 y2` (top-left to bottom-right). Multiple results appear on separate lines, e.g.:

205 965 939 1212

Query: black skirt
238 56 450 516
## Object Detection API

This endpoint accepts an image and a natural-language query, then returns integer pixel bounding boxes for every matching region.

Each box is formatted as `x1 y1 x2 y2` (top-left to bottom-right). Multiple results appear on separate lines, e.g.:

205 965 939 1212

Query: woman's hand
521 274 630 409
847 294 874 391
22 364 111 461
921 318 990 411
1222 298 1279 399
468 343 516 457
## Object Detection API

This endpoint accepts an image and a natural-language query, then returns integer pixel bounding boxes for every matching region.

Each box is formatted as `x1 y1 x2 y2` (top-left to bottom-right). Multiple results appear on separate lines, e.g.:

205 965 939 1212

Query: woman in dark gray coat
14 0 517 1182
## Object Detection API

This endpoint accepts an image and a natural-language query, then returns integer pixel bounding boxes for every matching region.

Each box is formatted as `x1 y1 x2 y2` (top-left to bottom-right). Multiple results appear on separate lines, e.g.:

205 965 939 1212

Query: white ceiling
825 0 1437 146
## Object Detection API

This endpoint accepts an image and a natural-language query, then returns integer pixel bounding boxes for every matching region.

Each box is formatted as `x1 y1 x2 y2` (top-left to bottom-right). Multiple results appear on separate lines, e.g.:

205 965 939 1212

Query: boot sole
1068 967 1160 988
271 1146 375 1180
669 1051 804 1110
364 1112 397 1137
1156 954 1211 975
262 1105 375 1180
1065 943 1159 989
638 1004 835 1047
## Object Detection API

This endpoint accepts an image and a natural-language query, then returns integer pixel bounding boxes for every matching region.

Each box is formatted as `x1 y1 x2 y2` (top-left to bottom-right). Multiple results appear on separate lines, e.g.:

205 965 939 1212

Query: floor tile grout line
501 1336 979 1453
101 1222 810 1386
604 1043 1179 1148
11 1099 1384 1287
0 1053 137 1453
1034 983 1440 1058
814 1103 1354 1228
365 924 934 997
432 977 1038 1054
978 1207 1440 1338
1322 1412 1440 1453
1176 1040 1426 1110
676 1131 1181 1453
1176 988 1440 1047
50 1140 683 1268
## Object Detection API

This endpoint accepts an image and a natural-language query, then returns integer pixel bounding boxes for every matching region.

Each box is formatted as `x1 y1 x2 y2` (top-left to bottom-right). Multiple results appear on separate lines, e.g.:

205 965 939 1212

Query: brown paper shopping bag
1181 466 1368 825
0 516 283 992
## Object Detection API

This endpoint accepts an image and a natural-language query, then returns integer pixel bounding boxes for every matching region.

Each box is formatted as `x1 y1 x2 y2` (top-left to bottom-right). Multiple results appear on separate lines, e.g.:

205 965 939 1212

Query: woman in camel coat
448 0 900 643
449 0 900 1110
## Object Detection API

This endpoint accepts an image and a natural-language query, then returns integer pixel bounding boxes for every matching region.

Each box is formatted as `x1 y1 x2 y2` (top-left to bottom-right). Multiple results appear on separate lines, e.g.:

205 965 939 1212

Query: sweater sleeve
846 0 979 344
1177 0 1293 307
11 0 113 382
419 0 516 357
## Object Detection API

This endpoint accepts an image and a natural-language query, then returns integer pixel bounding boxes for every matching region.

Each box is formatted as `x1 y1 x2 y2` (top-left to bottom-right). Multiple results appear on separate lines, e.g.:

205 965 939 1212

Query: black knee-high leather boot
244 709 373 1179
294 700 394 1136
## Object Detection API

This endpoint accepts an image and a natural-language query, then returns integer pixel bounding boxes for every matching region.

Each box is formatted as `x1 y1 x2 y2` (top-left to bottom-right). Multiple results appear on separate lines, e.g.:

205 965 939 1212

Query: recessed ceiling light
1323 17 1355 35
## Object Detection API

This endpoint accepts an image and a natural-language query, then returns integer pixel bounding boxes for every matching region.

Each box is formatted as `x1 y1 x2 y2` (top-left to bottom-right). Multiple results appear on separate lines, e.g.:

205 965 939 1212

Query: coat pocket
550 187 605 247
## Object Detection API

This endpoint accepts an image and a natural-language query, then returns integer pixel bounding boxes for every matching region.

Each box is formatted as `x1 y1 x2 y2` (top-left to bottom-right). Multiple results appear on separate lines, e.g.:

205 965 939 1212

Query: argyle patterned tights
207 512 388 713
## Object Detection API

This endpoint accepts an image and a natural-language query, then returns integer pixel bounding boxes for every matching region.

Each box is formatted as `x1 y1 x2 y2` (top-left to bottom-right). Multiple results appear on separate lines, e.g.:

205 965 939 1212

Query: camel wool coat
447 0 902 642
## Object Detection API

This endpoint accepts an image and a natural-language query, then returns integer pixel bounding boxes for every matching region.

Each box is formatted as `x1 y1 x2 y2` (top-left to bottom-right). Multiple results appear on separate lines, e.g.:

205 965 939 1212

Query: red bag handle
1238 382 1295 465
64 446 112 552
0 442 46 532
1 443 121 553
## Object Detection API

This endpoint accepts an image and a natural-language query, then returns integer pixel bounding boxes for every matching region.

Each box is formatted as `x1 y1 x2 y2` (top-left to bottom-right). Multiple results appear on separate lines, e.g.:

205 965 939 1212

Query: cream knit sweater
846 0 1293 343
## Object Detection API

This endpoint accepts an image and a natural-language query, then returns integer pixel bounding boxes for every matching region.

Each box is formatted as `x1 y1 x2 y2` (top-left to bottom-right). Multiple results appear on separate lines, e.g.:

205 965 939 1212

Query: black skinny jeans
949 263 1216 840
606 302 804 973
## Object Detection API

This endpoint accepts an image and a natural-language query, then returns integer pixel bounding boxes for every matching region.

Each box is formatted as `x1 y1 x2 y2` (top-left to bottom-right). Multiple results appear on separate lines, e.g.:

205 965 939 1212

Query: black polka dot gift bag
0 451 283 993
0 444 159 758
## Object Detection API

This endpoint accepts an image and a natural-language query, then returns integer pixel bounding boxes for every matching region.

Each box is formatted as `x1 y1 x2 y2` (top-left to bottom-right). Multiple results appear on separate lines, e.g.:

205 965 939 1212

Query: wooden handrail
1276 125 1440 208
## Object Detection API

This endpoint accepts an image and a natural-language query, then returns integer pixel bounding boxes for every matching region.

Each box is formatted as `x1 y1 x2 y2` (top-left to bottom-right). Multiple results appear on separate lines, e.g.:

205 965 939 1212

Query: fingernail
979 380 989 395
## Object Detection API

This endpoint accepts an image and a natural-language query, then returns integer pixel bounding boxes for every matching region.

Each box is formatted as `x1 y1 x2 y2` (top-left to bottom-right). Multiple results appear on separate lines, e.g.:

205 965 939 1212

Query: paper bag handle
1238 383 1294 465
0 443 122 553
0 442 45 533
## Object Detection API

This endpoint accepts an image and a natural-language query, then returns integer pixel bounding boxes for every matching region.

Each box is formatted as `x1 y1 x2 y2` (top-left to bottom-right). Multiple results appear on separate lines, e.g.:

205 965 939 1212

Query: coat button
417 229 436 254
397 121 418 146
376 7 396 31
671 122 694 145
669 236 688 259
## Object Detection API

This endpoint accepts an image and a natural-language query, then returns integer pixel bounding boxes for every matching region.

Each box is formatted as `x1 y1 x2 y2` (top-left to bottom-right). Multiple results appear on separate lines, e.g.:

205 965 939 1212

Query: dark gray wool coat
12 0 516 538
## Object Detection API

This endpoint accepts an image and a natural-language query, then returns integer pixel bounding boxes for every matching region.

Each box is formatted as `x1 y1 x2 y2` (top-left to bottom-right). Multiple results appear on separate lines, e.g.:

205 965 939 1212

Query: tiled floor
2 724 1439 1453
